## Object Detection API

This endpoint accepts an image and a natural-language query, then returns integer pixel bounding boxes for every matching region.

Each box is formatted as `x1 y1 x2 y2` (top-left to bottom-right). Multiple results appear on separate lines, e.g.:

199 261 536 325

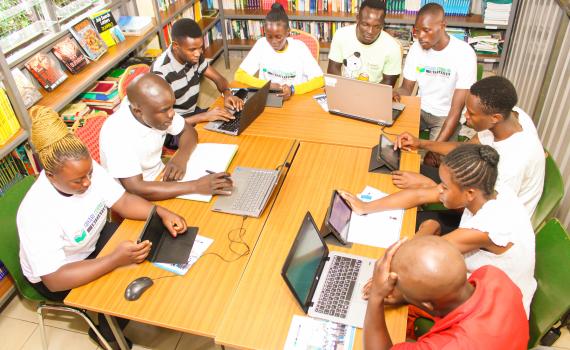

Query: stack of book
468 28 503 55
79 81 120 115
384 25 413 52
482 0 512 25
0 142 41 195
60 102 91 127
446 27 469 42
0 88 22 146
118 16 154 36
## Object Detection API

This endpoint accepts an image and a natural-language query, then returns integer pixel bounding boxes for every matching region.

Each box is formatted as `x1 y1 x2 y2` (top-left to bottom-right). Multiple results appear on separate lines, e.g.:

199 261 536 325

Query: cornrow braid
442 144 499 196
29 106 90 174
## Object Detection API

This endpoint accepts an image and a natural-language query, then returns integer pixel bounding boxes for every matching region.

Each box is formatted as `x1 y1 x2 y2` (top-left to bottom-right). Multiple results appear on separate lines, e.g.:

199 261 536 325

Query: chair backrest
531 152 564 230
74 113 108 164
528 219 570 347
118 64 150 100
0 176 46 302
290 28 319 61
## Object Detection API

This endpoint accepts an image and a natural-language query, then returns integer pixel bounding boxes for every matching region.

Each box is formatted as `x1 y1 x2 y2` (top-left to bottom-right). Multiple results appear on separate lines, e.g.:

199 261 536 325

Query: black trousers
164 107 207 150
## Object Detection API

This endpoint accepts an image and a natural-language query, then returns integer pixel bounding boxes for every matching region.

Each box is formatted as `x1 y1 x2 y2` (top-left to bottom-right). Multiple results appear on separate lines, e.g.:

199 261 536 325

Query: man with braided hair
17 106 188 349
342 144 536 318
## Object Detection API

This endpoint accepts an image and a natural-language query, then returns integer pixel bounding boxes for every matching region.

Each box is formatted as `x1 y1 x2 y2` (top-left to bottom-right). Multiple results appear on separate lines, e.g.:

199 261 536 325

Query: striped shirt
151 47 209 116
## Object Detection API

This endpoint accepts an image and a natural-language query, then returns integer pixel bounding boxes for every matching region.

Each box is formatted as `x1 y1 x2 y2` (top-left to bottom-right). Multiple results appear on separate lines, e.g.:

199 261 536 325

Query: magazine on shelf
70 18 108 61
91 9 125 47
52 37 90 74
10 68 42 108
24 52 68 92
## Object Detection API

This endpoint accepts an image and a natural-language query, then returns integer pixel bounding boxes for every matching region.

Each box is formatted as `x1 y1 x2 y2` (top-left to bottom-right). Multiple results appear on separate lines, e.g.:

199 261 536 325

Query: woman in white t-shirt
17 106 188 347
341 144 536 317
234 3 324 100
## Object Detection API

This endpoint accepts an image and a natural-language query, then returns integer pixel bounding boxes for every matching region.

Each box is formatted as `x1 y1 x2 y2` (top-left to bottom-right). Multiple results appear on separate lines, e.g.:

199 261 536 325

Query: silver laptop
281 212 375 328
211 166 279 217
204 81 270 136
324 74 405 126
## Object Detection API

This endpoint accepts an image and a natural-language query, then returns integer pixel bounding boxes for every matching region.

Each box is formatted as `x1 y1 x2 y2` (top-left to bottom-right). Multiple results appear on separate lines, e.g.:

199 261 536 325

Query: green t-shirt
328 24 402 83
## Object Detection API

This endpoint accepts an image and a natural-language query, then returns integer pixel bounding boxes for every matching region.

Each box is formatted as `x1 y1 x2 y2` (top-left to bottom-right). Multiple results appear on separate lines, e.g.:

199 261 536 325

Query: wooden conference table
65 89 421 350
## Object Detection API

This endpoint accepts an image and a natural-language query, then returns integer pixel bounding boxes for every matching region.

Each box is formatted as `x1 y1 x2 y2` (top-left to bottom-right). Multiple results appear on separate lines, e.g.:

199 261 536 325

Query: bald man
364 237 528 350
99 73 232 201
394 3 476 165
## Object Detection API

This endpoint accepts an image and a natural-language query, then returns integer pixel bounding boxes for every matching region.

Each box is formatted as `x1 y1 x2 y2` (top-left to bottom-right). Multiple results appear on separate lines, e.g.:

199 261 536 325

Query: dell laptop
204 81 270 136
324 74 405 126
281 212 375 328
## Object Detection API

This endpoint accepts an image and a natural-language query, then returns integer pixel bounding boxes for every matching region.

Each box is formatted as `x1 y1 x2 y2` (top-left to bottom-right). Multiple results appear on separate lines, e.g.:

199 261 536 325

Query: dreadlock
442 144 499 196
29 106 90 174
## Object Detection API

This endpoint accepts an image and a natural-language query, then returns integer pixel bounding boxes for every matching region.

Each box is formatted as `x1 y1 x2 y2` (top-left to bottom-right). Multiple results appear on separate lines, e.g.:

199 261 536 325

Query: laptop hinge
324 256 330 261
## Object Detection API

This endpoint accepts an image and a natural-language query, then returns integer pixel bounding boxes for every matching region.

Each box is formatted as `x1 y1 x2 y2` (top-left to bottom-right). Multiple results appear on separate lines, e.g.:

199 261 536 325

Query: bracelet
221 88 231 97
290 85 295 95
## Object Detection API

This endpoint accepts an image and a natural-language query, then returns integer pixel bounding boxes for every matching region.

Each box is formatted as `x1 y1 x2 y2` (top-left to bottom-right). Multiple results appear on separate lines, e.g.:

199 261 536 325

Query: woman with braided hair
17 106 188 348
341 144 536 318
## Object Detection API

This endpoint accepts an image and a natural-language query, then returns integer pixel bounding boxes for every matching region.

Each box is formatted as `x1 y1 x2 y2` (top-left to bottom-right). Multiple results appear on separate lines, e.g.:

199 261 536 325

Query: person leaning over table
152 18 244 128
99 73 233 201
17 106 188 349
363 237 529 350
234 3 325 100
393 3 476 166
327 0 402 86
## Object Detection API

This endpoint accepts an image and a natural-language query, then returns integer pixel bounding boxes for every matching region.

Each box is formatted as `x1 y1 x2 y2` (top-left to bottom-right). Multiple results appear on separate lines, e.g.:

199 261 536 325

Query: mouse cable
379 125 400 137
197 215 250 264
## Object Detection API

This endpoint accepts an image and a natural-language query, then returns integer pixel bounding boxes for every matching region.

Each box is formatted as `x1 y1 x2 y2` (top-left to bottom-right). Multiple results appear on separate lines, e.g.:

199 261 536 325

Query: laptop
204 81 270 136
281 212 375 328
137 206 198 264
320 190 352 245
243 87 284 107
324 74 406 126
211 166 280 217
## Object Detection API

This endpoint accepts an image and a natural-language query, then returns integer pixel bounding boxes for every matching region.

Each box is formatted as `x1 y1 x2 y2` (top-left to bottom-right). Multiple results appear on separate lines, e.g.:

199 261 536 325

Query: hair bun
478 145 499 167
29 105 70 153
270 3 285 11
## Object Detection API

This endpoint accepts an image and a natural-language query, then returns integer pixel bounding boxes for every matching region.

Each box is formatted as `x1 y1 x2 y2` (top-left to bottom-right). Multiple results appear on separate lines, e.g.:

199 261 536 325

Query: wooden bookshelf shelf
31 22 158 113
205 39 224 60
0 277 15 308
159 0 196 26
198 16 219 33
0 128 28 159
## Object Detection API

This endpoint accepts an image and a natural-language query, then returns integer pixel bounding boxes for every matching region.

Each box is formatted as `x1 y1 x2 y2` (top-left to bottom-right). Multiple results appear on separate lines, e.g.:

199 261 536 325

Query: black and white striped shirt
151 47 209 117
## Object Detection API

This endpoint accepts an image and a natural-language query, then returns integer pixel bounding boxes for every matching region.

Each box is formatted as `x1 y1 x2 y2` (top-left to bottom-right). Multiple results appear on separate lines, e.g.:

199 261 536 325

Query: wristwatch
221 88 231 97
290 85 295 96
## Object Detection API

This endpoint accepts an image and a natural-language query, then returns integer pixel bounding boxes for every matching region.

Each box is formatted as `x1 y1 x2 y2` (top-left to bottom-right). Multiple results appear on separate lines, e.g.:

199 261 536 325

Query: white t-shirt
403 36 477 116
460 186 537 318
239 37 323 86
328 25 402 83
100 99 185 181
17 161 125 283
477 107 545 215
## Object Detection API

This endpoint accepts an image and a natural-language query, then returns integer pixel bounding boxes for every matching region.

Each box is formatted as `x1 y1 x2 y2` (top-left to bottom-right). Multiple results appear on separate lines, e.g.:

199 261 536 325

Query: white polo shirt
99 99 185 181
17 161 125 283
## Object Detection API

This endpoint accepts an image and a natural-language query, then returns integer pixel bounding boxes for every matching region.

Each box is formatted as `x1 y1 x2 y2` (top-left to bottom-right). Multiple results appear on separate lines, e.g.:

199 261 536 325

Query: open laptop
281 212 375 328
243 87 284 107
324 74 405 126
204 81 270 136
211 166 280 217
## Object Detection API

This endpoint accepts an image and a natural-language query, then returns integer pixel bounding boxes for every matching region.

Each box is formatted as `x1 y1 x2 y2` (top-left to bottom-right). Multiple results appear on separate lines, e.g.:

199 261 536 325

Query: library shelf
198 16 220 33
205 39 224 60
30 22 158 113
159 0 197 26
0 129 28 160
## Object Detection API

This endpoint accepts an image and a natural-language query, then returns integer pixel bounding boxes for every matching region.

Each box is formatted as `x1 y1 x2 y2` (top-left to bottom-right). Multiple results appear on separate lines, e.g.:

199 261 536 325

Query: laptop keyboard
314 256 362 319
231 169 276 212
219 111 242 132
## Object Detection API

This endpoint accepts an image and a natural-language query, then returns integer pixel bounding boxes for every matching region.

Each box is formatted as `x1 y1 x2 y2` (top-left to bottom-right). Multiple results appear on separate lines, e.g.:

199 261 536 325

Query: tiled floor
3 53 569 350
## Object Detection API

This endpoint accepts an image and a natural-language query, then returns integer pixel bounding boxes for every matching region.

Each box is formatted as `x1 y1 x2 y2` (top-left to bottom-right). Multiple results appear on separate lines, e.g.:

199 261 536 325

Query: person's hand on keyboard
203 107 235 122
193 172 233 195
224 94 244 112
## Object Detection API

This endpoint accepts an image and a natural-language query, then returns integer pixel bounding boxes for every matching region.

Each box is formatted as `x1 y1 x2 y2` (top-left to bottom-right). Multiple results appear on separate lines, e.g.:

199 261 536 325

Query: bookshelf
0 129 29 160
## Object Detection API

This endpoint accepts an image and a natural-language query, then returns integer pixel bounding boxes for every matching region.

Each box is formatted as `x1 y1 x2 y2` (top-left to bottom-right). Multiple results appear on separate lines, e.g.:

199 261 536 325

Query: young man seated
394 3 476 151
327 0 401 86
152 18 244 125
392 75 545 216
364 236 529 350
99 73 232 201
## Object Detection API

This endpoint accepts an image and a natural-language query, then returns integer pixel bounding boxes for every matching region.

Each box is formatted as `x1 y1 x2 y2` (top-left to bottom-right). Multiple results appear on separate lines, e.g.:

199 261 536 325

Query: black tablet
377 134 401 171
323 190 352 244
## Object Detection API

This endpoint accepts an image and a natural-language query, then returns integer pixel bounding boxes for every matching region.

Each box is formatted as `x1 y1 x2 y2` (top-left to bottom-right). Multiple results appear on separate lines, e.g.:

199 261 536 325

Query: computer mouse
124 277 153 301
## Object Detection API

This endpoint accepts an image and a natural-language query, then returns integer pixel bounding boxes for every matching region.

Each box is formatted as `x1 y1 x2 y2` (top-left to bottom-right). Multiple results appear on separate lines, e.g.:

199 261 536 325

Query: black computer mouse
124 277 153 301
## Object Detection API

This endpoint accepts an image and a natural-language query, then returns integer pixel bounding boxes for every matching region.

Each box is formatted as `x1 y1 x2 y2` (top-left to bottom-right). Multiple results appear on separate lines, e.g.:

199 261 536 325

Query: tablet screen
328 192 351 241
379 135 401 170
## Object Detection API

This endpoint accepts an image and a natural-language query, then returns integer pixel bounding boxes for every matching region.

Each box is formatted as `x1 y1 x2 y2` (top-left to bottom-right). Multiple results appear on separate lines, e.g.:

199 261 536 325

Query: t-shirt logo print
74 230 88 243
416 65 451 78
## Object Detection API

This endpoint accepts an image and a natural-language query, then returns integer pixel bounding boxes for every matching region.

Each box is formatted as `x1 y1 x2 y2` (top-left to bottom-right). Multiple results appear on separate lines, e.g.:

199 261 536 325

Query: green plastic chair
528 218 570 348
531 152 564 230
0 176 111 350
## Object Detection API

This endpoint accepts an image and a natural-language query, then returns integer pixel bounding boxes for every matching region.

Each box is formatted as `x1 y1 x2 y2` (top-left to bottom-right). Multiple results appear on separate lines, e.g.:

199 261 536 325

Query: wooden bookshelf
0 129 28 160
198 16 219 33
159 0 196 26
30 22 158 113
205 39 224 60
0 277 15 308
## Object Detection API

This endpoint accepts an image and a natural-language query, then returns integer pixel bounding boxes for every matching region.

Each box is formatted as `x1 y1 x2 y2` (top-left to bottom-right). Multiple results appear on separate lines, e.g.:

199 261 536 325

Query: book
70 18 108 61
24 52 68 92
284 315 356 350
79 81 118 100
52 37 90 74
12 145 36 176
60 102 90 125
10 68 42 108
153 235 214 275
118 16 153 36
104 67 126 81
91 9 125 47
0 88 21 145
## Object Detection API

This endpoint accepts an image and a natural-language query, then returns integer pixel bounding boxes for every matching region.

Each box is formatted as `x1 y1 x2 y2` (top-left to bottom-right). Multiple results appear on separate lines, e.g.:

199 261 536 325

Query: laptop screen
328 191 351 241
282 212 328 310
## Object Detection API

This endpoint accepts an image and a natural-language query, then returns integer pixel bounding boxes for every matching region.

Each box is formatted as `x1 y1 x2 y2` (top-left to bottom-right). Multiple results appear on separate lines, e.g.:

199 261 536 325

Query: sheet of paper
313 93 329 112
153 235 214 275
283 315 355 350
176 143 238 202
347 186 404 248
